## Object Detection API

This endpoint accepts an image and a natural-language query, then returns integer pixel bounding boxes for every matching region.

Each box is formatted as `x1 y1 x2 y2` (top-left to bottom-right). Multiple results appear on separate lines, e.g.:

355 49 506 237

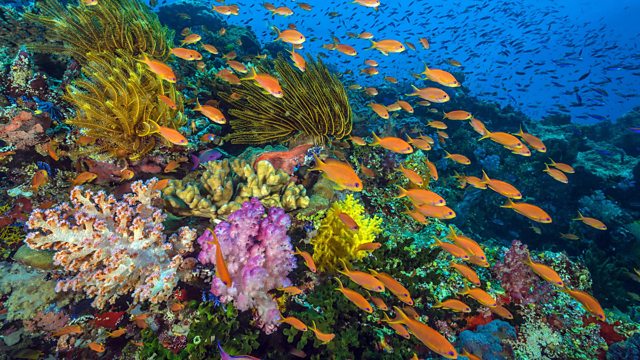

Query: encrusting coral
198 198 296 334
162 159 309 219
25 178 197 309
222 55 352 145
311 194 382 272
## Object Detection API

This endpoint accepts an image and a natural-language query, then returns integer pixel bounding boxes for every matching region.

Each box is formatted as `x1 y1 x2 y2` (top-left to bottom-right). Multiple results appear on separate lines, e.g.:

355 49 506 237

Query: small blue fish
191 149 223 170
218 342 260 360
630 128 640 134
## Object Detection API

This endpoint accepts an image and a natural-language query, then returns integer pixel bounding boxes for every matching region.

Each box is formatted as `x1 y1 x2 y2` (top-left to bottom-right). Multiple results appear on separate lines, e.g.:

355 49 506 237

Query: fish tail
309 155 325 172
516 125 525 137
443 150 451 158
339 258 350 272
370 131 381 145
573 211 584 221
365 39 377 50
500 198 515 209
430 236 442 248
334 277 344 290
405 134 413 143
395 185 408 198
481 169 491 183
194 98 202 111
478 129 492 141
548 157 557 166
391 306 410 322
448 225 458 238
310 320 318 331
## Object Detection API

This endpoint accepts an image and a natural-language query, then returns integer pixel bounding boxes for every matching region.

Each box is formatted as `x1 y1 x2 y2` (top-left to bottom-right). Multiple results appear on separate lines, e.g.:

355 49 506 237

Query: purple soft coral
197 198 296 334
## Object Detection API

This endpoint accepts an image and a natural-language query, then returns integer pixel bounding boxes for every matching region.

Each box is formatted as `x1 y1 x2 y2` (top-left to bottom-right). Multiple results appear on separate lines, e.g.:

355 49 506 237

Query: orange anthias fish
433 298 471 313
404 208 429 224
152 178 171 191
31 169 49 192
358 242 382 251
338 261 385 292
212 4 239 15
163 160 181 173
310 156 362 191
194 99 226 124
206 228 232 287
227 59 248 73
371 132 413 154
337 212 359 231
432 238 469 260
427 120 448 130
216 69 241 85
459 287 497 307
309 321 335 344
419 37 430 49
544 164 569 184
369 103 389 119
501 199 552 223
288 49 306 71
415 204 456 220
241 68 283 98
274 27 306 45
350 136 367 146
158 94 177 109
398 164 423 186
170 47 202 61
294 247 317 273
481 170 522 199
406 135 431 151
479 130 523 149
202 44 219 55
336 44 358 56
107 328 127 338
425 158 438 181
335 278 373 313
450 262 481 286
514 126 546 152
469 117 488 136
88 342 105 353
525 253 564 287
158 126 188 146
490 305 514 320
280 316 308 331
181 33 201 45
444 150 471 165
52 325 83 337
562 288 606 321
397 186 446 206
444 110 472 120
548 158 575 173
367 39 405 55
382 313 411 339
397 100 414 113
279 286 304 295
270 6 294 16
454 172 487 190
573 211 607 230
389 307 458 359
406 85 450 103
370 295 388 310
421 66 460 87
353 0 380 10
138 54 177 83
369 270 413 305
71 171 97 187
447 227 487 263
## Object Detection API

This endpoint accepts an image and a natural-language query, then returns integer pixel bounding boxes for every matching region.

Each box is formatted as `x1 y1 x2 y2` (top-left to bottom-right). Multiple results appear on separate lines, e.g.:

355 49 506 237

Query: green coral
0 225 25 260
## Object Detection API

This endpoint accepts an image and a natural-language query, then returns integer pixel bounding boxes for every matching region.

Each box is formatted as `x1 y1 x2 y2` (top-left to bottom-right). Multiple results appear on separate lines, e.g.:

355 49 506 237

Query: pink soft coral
197 198 296 334
0 110 51 150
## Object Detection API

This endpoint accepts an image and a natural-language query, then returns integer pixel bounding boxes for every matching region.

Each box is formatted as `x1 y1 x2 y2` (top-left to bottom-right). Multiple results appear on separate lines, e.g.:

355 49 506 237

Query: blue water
156 0 640 124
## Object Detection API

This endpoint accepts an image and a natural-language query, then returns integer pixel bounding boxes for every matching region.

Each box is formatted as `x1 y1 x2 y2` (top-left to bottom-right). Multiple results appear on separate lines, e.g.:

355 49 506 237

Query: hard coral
25 179 197 309
222 55 352 145
311 194 382 272
163 159 309 219
197 198 296 334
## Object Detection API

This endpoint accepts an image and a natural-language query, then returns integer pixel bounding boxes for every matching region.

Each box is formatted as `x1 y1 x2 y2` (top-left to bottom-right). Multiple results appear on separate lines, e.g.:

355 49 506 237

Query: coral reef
311 194 383 272
162 159 309 219
198 198 296 334
25 178 197 309
222 56 352 144
0 110 51 150
457 320 516 360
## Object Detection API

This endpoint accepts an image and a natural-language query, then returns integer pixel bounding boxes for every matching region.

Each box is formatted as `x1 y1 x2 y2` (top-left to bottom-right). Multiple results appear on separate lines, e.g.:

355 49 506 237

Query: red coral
462 312 493 331
92 311 125 329
254 144 312 175
0 197 32 227
0 111 51 150
583 316 626 345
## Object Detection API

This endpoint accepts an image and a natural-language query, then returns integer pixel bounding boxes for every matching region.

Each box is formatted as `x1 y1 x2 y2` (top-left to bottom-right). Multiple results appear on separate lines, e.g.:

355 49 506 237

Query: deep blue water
154 0 640 124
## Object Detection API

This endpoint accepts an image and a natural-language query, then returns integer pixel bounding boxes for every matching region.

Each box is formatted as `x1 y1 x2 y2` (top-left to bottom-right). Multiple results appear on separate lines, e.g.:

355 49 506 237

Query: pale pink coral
253 144 312 175
197 198 296 334
0 110 50 150
25 179 196 309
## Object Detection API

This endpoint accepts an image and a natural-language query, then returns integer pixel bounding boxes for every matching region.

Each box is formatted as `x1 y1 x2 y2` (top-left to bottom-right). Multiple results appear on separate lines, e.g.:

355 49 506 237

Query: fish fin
500 198 515 208
395 185 408 198
368 268 379 276
478 129 492 140
391 306 409 322
481 169 491 183
405 134 413 143
309 155 325 172
370 132 381 145
443 150 451 158
548 157 557 166
339 258 351 272
334 277 344 290
572 211 584 221
365 39 377 50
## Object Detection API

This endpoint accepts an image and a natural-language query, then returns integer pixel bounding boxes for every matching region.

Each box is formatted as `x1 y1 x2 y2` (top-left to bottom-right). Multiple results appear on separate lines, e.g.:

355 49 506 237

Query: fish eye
448 351 455 356
366 307 371 312
355 183 360 188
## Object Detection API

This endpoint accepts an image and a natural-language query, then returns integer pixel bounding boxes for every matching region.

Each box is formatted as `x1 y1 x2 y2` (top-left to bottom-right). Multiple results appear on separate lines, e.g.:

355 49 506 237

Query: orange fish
481 170 522 199
459 286 497 307
280 316 308 331
202 44 219 55
364 59 378 67
573 211 606 230
444 151 471 165
350 136 367 146
404 208 429 224
71 171 97 187
241 68 283 98
88 342 105 353
294 247 317 273
338 212 359 231
335 278 373 313
338 261 385 292
335 44 358 56
415 204 456 219
288 49 306 71
157 126 188 146
118 168 135 181
369 270 413 305
310 156 362 191
212 4 239 15
501 199 552 223
132 313 149 329
514 126 546 152
270 6 294 16
525 253 564 287
370 295 388 310
382 313 411 339
548 158 575 174
170 302 185 312
397 186 445 206
454 172 487 190
462 349 482 360
358 31 375 39
419 37 430 49
216 69 241 85
406 85 450 103
364 87 378 96
76 135 97 146
152 178 170 191
507 143 532 157
562 288 605 321
52 325 83 337
164 160 181 173
479 130 523 149
227 60 248 73
467 255 490 268
406 135 431 151
170 47 202 61
490 305 514 320
279 286 304 296
433 299 471 313
353 0 380 10
298 2 312 11
447 58 462 67
181 33 201 45
425 158 438 181
158 94 177 110
107 328 127 338
469 117 488 136
385 102 402 112
309 321 335 344
367 39 405 55
432 238 469 259
444 110 472 120
384 76 398 83
544 164 569 183
138 54 176 83
450 262 481 286
360 163 376 178
389 307 458 359
398 164 423 186
427 120 448 130
397 100 414 113
371 132 413 154
447 227 487 263
368 103 389 119
194 99 226 124
31 169 49 192
421 66 460 87
274 27 306 45
206 228 232 287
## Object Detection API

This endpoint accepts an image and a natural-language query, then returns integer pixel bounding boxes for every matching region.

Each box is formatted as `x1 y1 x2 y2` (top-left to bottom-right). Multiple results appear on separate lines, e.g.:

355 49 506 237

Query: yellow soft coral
311 194 382 272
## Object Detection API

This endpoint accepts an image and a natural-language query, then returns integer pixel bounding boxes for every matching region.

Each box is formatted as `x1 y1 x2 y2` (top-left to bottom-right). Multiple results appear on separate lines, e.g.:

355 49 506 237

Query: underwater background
0 0 639 359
